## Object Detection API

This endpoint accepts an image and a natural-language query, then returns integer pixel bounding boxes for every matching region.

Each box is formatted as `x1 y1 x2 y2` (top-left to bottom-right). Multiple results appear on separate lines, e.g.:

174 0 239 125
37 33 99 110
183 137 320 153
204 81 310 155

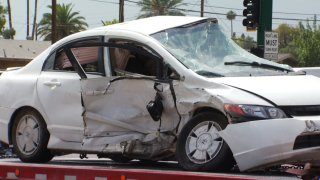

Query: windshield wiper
196 70 225 77
224 61 291 72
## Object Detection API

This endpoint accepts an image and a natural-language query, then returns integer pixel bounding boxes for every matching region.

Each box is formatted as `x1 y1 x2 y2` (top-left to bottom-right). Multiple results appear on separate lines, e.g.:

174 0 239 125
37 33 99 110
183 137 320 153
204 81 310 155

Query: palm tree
102 19 119 26
31 0 38 40
37 3 88 41
6 0 13 39
138 0 185 18
0 4 7 33
226 10 236 38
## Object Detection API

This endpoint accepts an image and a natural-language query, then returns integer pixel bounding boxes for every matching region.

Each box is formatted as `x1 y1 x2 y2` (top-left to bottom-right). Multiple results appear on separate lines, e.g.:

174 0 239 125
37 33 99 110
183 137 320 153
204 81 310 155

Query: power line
187 1 320 16
273 12 320 16
87 0 320 23
124 0 320 21
184 2 243 11
273 17 320 21
88 0 119 5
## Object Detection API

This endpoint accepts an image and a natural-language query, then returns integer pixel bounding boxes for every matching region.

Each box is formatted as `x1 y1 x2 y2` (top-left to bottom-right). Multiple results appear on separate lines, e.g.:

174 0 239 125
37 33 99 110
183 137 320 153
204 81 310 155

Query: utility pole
200 0 204 17
31 0 38 40
119 0 124 22
51 0 57 44
27 0 30 39
6 0 13 39
257 0 273 51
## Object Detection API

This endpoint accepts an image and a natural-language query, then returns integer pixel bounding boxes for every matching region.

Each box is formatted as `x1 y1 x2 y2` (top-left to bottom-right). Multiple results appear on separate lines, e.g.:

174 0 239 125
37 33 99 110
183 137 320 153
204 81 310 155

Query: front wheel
176 112 235 171
12 109 54 163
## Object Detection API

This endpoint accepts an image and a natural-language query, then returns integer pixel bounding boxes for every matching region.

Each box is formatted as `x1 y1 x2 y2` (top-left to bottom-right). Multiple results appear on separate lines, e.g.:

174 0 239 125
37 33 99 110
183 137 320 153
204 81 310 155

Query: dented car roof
96 16 207 35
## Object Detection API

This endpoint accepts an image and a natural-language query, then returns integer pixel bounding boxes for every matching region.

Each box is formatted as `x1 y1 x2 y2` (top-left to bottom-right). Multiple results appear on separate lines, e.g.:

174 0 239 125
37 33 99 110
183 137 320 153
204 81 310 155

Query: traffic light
243 0 260 30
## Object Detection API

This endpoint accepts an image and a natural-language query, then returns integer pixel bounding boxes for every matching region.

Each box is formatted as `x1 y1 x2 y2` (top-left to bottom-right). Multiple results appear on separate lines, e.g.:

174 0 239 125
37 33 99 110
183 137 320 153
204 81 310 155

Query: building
0 39 51 70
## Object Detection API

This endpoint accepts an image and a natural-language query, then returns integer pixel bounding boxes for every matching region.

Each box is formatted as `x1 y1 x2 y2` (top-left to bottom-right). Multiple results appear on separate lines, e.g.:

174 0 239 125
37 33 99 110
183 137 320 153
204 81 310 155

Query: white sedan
1 16 320 172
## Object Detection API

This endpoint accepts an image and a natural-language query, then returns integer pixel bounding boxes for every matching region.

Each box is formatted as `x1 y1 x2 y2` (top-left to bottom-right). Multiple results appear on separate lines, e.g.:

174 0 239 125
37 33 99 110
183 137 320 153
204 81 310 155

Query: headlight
224 104 287 122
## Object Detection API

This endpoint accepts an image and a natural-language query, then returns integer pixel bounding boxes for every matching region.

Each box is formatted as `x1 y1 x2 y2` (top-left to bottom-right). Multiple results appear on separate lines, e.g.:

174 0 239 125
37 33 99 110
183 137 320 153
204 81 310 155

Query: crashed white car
1 16 320 172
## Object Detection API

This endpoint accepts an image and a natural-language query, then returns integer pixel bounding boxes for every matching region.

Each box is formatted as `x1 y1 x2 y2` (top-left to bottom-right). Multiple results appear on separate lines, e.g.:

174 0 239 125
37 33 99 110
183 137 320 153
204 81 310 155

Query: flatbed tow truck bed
0 154 300 180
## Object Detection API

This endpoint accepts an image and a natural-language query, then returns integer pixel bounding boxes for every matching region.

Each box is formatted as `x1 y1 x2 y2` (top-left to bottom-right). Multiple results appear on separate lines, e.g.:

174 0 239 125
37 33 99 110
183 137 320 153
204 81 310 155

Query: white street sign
264 32 278 60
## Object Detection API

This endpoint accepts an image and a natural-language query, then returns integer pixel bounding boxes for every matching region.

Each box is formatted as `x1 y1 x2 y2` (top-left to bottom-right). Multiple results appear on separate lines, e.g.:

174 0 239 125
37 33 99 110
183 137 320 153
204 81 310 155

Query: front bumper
219 117 320 171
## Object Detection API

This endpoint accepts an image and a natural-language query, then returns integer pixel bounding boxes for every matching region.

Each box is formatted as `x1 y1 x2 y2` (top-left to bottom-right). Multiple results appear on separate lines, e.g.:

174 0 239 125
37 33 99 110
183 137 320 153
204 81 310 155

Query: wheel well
192 107 227 121
8 106 43 145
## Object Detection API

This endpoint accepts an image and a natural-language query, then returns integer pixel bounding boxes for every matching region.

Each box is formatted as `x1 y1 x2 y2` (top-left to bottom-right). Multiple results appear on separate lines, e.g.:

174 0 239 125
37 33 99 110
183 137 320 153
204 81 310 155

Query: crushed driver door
80 41 180 154
81 77 179 151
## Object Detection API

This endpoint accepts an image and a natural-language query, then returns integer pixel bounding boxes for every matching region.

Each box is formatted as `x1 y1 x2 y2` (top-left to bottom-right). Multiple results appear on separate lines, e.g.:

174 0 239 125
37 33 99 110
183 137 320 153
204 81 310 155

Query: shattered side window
109 41 158 77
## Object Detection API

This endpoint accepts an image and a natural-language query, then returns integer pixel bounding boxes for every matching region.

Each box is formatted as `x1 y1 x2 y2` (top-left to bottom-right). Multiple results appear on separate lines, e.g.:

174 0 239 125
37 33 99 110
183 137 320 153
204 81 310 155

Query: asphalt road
0 154 301 179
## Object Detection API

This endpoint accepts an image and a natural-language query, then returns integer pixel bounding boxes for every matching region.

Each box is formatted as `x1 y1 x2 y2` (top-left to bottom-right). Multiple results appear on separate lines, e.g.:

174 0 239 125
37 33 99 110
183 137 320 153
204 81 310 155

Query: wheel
12 109 54 163
109 154 132 163
176 112 235 171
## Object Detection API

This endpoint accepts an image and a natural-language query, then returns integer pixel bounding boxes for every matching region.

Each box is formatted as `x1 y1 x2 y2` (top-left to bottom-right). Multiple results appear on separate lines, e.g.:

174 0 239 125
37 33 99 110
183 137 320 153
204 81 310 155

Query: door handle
43 81 61 87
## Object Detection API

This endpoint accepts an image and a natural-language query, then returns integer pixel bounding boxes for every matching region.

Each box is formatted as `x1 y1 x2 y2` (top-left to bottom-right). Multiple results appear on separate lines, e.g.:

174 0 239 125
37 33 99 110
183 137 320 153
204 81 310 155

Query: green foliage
294 16 320 67
0 3 14 39
37 3 88 41
274 24 298 58
102 19 119 26
0 4 7 34
2 28 15 39
137 0 185 18
233 33 256 50
226 11 236 37
275 24 298 51
226 11 236 21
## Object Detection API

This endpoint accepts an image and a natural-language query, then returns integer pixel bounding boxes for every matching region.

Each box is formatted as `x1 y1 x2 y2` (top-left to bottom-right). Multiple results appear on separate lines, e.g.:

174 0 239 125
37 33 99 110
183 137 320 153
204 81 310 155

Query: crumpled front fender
219 118 320 171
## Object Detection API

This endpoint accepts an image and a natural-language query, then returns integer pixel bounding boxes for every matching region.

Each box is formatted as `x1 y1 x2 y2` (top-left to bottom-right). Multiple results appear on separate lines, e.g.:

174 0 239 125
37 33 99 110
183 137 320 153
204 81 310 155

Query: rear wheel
12 109 53 162
176 112 235 171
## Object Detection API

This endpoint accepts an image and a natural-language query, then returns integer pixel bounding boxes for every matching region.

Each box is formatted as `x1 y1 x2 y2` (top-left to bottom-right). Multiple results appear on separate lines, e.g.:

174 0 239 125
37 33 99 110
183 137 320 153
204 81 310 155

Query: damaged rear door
80 41 181 157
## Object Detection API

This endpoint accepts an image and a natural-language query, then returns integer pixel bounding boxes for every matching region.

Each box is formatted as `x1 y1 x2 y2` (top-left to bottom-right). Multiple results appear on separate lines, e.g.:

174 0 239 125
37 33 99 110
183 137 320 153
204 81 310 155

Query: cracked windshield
152 19 292 77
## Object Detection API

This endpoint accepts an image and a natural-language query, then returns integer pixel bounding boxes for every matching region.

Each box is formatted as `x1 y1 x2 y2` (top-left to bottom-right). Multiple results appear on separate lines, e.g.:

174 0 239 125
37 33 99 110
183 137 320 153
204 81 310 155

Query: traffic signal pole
243 0 273 57
119 0 124 22
257 0 273 49
200 0 204 17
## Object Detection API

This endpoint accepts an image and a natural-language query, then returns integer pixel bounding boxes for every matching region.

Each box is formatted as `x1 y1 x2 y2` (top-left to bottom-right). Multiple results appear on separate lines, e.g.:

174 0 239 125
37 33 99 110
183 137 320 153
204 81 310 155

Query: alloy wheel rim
185 121 223 164
16 115 40 155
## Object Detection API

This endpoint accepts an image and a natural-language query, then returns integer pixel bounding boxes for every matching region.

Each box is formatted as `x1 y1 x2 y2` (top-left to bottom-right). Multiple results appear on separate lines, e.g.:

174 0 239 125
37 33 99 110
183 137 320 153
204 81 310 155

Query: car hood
212 75 320 106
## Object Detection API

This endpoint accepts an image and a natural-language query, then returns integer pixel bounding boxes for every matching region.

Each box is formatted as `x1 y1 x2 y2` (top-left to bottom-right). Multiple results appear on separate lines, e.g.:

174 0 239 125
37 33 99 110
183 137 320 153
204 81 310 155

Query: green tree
275 24 298 53
102 19 119 26
0 3 15 39
226 10 236 37
294 16 320 67
0 4 7 34
37 3 88 41
138 0 185 18
2 28 15 39
234 33 256 50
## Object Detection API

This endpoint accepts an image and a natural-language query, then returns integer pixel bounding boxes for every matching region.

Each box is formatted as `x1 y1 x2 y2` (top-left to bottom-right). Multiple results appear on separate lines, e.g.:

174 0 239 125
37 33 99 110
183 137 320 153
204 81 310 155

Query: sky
1 0 320 40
